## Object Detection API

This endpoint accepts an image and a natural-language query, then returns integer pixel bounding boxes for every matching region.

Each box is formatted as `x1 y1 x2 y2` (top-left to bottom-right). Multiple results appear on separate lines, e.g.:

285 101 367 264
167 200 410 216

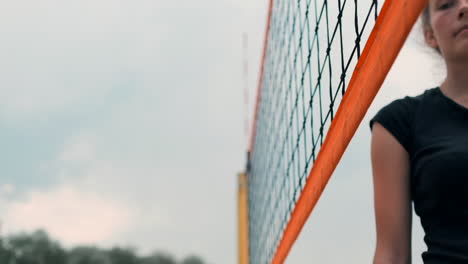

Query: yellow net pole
238 172 249 264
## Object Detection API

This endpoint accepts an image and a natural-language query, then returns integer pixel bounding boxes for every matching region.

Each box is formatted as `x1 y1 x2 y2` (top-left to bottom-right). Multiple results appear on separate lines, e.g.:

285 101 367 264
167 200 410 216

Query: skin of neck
441 57 468 100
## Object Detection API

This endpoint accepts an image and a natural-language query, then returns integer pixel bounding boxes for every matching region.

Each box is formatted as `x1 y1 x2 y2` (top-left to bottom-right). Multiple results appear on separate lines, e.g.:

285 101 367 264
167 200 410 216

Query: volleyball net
241 0 427 263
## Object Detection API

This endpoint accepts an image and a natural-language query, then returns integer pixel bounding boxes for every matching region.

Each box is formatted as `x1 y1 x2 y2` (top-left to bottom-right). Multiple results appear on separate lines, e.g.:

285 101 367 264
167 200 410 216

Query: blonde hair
422 5 430 28
422 5 431 28
421 5 441 54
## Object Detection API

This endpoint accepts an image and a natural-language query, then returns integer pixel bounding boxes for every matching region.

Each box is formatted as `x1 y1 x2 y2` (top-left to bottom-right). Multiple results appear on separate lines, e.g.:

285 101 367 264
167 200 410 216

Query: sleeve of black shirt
369 97 414 154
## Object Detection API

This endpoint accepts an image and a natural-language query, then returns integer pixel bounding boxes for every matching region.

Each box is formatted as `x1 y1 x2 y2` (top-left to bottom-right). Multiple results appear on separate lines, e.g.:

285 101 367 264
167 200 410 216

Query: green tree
2 230 208 264
0 238 14 263
139 252 176 264
180 255 205 264
68 246 111 264
7 230 66 264
108 247 138 264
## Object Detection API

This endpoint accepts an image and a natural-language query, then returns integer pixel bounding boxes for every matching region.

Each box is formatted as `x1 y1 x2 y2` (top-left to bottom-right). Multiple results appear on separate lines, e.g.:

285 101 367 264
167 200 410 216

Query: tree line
0 230 206 264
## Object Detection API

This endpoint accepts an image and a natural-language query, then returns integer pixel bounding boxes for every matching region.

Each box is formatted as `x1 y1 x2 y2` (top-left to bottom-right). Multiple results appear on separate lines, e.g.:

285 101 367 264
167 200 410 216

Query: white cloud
0 0 164 121
59 134 97 163
0 184 15 195
30 128 225 258
1 185 135 247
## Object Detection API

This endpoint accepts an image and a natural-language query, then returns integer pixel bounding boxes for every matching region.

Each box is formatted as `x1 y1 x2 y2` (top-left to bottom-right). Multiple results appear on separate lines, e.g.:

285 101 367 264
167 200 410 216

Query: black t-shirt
369 87 468 264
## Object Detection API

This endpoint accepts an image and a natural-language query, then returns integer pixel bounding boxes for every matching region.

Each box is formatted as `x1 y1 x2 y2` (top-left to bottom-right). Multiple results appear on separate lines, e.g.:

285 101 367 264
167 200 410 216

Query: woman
369 1 468 263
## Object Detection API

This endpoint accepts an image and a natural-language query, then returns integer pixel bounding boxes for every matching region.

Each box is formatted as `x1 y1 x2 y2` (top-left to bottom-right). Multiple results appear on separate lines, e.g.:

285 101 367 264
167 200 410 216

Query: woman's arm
371 122 412 264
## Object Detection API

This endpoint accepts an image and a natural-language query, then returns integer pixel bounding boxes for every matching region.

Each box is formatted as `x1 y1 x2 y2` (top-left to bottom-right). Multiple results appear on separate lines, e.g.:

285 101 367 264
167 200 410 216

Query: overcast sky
0 1 444 264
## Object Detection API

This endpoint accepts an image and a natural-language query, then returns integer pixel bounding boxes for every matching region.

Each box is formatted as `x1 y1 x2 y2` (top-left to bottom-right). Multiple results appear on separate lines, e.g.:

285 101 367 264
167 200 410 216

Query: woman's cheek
434 15 452 43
